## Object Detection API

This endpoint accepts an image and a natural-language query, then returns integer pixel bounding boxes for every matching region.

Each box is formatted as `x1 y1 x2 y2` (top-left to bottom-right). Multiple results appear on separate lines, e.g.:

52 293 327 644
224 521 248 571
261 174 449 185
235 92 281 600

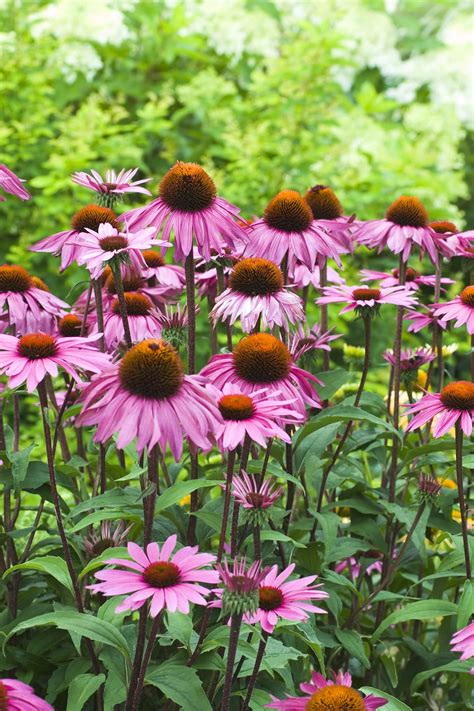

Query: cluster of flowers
0 161 472 709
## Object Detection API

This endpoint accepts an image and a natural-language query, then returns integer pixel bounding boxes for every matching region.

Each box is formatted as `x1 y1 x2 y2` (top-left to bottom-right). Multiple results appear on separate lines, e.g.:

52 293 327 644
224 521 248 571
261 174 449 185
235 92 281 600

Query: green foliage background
0 0 472 292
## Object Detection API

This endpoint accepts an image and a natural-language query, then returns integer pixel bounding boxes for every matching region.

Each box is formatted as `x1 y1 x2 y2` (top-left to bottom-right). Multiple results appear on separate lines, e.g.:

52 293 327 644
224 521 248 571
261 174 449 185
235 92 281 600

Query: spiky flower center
233 334 291 383
304 185 343 220
31 275 50 291
460 286 474 307
18 333 57 360
99 235 128 251
352 288 381 302
142 250 165 268
119 339 184 399
392 267 419 282
429 221 457 234
246 492 266 508
306 685 365 711
229 258 283 296
91 538 116 556
159 162 216 212
0 264 32 293
264 190 313 233
71 204 118 232
0 681 7 711
219 394 254 420
440 381 474 411
112 292 152 316
385 196 428 227
59 314 82 337
259 585 283 611
105 271 142 294
143 561 180 588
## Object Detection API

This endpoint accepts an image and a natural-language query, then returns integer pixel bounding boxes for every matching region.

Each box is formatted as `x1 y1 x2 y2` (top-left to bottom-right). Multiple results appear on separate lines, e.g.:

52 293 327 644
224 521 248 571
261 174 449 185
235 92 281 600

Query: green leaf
3 556 73 595
359 687 412 710
155 479 221 513
10 444 36 492
310 405 401 439
66 673 105 711
4 611 131 660
244 529 305 549
146 660 212 710
314 368 350 400
294 423 340 473
335 629 370 668
372 600 458 640
411 660 473 689
457 580 474 628
70 510 141 533
79 547 129 580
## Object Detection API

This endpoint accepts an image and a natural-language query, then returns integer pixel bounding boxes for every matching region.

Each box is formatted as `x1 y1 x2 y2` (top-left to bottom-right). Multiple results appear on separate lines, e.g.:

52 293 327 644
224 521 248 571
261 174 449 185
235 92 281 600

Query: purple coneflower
450 621 474 674
383 347 435 371
289 262 345 289
83 520 132 558
433 286 474 334
360 266 454 291
72 167 152 206
210 258 304 332
267 669 387 709
289 322 340 361
120 162 247 262
89 292 163 351
141 250 185 289
89 535 218 616
0 679 53 711
215 558 266 616
404 306 448 333
231 471 282 516
0 164 30 201
317 284 417 317
405 381 474 437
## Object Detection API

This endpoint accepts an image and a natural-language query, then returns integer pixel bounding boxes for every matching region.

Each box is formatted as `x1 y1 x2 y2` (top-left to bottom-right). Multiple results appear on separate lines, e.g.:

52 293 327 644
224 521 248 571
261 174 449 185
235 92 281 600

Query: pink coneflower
360 266 454 291
0 678 53 710
101 267 174 311
0 332 110 392
201 333 322 419
89 535 218 616
141 250 186 289
77 338 220 457
244 190 345 271
353 195 448 264
72 167 152 204
289 262 345 289
335 553 384 580
317 284 417 317
30 204 120 271
120 162 247 262
433 286 474 334
83 520 132 558
231 471 283 514
71 222 168 279
304 184 356 253
0 265 68 335
156 304 195 349
58 313 84 338
215 558 267 616
405 381 474 437
404 306 448 333
89 293 163 351
267 669 388 709
450 621 474 674
383 347 435 371
244 563 327 634
0 164 31 201
216 386 301 451
210 258 304 332
289 323 340 361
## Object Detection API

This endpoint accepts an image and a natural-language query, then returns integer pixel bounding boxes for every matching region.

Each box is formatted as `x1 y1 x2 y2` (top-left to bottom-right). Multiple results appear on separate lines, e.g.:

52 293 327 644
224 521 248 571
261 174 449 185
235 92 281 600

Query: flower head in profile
244 563 328 634
89 292 163 351
216 385 302 451
231 471 283 524
433 286 474 334
77 338 220 458
0 164 30 202
58 313 84 338
211 258 304 332
267 669 388 709
450 621 474 674
215 557 267 616
156 304 195 349
405 381 474 438
317 285 417 318
120 161 248 261
304 184 356 251
31 203 120 271
0 264 68 335
71 222 169 279
89 535 218 617
244 189 346 271
0 678 53 711
289 262 345 290
83 520 132 559
0 332 110 393
383 347 435 389
417 474 442 505
72 167 152 206
353 195 449 264
289 322 340 361
360 266 454 292
201 333 322 419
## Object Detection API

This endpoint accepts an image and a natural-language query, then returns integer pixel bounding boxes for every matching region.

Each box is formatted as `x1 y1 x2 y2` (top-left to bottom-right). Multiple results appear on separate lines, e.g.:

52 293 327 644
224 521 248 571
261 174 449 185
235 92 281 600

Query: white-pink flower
0 164 30 202
405 381 474 438
433 286 474 334
317 284 417 315
72 167 152 198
